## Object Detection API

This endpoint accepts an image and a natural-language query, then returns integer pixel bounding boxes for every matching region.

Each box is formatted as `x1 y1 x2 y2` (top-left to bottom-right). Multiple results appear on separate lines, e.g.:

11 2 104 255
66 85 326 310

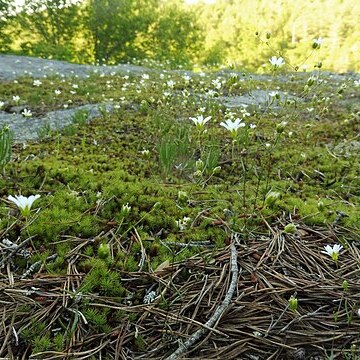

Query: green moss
33 334 53 353
82 307 110 333
2 66 359 355
134 335 147 351
79 259 126 296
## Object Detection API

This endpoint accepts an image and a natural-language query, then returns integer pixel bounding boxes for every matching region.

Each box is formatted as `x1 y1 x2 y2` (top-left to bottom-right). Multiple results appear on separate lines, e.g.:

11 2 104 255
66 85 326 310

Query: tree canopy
0 0 359 71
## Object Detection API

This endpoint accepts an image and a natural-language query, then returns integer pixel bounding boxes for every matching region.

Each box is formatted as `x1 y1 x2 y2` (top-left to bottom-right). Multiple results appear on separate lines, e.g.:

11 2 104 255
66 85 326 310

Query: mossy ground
0 65 359 358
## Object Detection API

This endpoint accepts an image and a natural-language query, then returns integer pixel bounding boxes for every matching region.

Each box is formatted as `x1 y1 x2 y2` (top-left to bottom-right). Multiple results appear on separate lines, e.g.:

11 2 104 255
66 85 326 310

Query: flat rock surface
0 104 113 143
0 54 359 143
0 54 149 80
217 90 301 109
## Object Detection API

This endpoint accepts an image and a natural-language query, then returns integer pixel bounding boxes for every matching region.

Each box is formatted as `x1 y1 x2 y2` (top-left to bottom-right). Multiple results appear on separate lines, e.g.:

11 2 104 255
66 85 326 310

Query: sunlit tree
14 0 82 61
85 0 157 63
0 0 13 51
138 0 202 67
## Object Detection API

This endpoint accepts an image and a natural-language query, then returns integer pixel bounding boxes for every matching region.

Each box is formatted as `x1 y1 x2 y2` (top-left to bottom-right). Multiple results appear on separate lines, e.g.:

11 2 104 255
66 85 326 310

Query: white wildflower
22 109 32 117
220 118 245 138
269 56 285 68
189 114 211 130
322 244 343 263
8 194 41 217
312 37 323 49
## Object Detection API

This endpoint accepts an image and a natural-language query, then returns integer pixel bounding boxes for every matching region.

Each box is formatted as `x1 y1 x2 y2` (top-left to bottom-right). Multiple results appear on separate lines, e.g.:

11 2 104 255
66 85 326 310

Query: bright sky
184 0 216 3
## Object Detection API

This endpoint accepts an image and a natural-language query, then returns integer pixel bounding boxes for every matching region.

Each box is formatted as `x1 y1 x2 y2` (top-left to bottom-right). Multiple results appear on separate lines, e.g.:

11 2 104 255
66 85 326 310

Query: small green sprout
121 203 131 217
288 295 298 312
276 121 287 134
264 191 281 207
177 190 188 205
284 223 297 234
317 200 325 211
98 243 110 259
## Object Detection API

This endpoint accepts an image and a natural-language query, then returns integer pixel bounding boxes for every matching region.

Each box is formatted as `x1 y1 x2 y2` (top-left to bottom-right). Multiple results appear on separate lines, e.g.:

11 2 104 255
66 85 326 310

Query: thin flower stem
241 156 247 229
231 139 236 159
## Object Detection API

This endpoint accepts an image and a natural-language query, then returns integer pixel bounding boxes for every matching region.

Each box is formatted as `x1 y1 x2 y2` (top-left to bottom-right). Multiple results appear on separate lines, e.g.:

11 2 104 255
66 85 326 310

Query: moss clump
82 307 112 333
80 259 126 297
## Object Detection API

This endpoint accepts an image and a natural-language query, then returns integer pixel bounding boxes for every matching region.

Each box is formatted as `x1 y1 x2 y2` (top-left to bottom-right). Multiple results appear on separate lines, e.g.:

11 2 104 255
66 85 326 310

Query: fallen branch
165 240 239 360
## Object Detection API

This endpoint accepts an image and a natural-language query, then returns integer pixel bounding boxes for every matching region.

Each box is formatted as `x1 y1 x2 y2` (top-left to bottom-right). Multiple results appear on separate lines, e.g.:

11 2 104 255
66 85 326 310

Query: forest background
0 0 359 72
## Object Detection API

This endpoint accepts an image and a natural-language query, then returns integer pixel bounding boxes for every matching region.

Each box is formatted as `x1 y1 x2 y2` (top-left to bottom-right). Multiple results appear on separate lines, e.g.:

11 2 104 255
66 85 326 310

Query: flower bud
317 201 325 211
307 76 316 87
177 191 188 205
265 191 281 207
284 223 297 234
98 243 110 259
196 159 204 171
153 202 161 209
276 121 287 134
121 203 131 217
289 295 298 311
212 166 221 174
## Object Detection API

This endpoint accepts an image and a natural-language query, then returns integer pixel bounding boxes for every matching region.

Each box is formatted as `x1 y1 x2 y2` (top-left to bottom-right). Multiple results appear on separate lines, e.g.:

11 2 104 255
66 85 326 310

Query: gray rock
217 90 301 109
0 104 113 143
0 54 151 81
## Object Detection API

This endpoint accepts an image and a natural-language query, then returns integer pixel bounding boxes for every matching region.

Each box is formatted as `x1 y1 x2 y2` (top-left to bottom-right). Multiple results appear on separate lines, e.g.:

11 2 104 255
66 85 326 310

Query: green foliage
53 333 65 351
26 190 101 244
33 334 52 353
3 0 359 71
80 258 126 296
82 307 111 333
85 0 155 63
5 0 202 66
14 0 82 61
158 136 178 178
194 0 360 72
140 1 203 67
0 125 12 173
0 0 14 51
134 335 146 351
